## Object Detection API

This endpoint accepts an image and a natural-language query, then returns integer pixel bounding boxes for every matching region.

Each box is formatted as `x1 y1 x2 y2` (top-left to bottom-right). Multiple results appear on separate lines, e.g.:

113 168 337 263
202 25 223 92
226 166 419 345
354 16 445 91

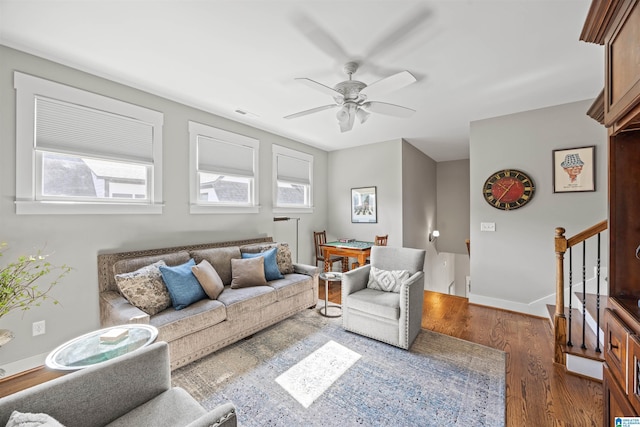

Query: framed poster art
351 186 377 223
553 146 595 193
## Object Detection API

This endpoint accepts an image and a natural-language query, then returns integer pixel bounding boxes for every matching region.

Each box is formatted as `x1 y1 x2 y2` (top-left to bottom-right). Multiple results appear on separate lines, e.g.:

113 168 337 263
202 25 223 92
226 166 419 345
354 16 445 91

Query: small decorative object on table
99 328 129 344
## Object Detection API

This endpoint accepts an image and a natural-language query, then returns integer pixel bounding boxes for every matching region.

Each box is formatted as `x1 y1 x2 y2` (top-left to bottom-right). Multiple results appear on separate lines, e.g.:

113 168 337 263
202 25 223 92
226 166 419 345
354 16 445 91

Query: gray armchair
342 246 426 349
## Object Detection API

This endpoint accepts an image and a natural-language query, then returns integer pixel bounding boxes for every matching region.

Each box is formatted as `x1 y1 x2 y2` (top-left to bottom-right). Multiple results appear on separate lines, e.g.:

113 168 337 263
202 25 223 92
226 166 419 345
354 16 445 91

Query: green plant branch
0 243 71 319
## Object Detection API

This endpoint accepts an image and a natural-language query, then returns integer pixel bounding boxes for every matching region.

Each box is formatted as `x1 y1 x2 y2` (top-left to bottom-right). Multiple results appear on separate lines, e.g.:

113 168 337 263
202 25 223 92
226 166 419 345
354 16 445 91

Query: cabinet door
605 0 640 127
605 308 630 393
605 364 637 426
628 335 640 413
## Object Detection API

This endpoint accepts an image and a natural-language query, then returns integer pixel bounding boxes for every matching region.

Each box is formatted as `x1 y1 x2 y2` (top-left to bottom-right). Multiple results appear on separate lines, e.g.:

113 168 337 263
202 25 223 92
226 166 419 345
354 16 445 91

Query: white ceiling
0 0 603 161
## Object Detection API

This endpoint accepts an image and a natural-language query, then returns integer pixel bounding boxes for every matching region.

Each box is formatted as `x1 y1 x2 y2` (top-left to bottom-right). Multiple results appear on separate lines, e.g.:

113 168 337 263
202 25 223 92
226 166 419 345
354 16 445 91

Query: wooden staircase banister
553 220 608 365
566 220 608 248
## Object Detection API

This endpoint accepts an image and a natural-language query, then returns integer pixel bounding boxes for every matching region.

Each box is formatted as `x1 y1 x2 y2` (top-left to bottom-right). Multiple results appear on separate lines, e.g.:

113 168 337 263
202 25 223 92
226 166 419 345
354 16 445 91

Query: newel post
554 227 568 365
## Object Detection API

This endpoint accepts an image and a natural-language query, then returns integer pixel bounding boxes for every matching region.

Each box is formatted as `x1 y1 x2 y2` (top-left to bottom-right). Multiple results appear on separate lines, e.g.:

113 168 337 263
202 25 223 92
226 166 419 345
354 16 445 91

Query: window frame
188 121 260 214
14 71 164 215
272 144 314 213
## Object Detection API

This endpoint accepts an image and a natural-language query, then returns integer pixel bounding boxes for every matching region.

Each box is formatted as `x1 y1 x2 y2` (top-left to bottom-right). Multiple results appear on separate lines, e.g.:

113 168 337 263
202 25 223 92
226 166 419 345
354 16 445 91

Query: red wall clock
483 169 535 210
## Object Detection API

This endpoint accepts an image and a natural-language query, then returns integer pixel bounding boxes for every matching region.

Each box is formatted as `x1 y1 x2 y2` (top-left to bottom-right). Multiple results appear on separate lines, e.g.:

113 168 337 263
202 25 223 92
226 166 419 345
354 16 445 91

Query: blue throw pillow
242 247 284 281
159 259 207 310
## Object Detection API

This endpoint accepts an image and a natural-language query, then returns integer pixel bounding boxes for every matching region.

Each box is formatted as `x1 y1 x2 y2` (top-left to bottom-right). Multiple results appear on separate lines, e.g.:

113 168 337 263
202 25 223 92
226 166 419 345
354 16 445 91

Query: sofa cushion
6 411 65 427
150 298 226 343
191 259 224 299
190 247 241 286
216 285 276 320
241 247 284 281
105 387 206 427
367 266 410 293
159 259 207 310
240 242 294 274
115 260 171 315
230 257 267 289
113 251 191 276
267 273 313 301
346 287 400 320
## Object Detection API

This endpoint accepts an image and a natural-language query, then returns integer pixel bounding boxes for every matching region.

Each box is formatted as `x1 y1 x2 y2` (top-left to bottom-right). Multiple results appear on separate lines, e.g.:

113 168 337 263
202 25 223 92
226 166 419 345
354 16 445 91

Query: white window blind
197 135 254 177
276 154 311 185
188 121 260 214
272 145 313 211
35 96 154 163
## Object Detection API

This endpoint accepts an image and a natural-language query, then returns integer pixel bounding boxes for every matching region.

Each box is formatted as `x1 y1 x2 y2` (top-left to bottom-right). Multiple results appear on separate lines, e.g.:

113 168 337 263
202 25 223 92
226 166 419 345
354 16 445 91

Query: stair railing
554 220 607 365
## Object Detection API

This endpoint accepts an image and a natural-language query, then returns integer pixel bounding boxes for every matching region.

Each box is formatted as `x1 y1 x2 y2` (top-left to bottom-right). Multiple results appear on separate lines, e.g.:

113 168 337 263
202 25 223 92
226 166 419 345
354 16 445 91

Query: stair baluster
567 246 573 347
581 241 587 350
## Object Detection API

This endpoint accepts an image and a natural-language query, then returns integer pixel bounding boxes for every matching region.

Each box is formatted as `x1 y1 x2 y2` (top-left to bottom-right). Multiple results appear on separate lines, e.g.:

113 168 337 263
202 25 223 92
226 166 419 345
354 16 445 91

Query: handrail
553 219 607 365
566 220 608 248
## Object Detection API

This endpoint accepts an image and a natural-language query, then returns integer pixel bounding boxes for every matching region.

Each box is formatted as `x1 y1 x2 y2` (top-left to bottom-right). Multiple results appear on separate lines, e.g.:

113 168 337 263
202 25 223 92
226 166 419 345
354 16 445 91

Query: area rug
171 309 506 426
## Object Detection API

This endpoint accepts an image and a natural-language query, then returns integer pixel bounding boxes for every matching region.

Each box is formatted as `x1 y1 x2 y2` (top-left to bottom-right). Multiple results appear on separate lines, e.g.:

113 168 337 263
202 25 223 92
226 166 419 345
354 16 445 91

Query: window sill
273 207 314 214
190 204 261 214
15 201 164 215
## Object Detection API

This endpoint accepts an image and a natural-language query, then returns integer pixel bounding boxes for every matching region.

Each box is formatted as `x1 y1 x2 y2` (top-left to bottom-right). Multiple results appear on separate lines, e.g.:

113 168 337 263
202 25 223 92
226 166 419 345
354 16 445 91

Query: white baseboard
1 352 48 378
468 293 549 317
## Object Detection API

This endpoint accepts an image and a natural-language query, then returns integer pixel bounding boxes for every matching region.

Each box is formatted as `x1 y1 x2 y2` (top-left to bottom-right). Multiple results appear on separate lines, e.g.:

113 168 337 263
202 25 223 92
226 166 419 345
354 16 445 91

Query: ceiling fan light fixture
356 107 370 124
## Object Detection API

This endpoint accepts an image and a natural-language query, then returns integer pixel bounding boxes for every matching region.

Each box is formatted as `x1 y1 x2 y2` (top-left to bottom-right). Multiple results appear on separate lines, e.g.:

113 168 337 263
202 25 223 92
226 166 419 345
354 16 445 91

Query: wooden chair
314 231 344 271
352 234 388 270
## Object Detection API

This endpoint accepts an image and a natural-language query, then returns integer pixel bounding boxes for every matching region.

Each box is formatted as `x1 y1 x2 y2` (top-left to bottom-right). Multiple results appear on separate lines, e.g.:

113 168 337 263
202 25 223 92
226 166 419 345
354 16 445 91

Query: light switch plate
480 222 496 232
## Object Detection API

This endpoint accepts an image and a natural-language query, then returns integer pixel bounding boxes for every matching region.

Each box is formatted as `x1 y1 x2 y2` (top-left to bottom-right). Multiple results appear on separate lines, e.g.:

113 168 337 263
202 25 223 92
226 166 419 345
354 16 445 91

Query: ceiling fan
284 61 417 133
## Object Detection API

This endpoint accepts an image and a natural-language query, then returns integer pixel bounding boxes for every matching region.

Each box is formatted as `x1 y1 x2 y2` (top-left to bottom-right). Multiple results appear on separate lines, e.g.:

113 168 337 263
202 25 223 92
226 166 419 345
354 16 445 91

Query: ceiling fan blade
364 6 432 61
284 104 337 120
295 78 344 100
360 71 417 98
363 101 416 118
291 13 350 63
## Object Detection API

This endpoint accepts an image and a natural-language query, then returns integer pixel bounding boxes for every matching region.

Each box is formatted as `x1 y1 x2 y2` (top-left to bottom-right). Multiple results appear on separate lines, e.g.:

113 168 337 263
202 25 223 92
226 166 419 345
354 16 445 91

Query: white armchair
341 246 426 349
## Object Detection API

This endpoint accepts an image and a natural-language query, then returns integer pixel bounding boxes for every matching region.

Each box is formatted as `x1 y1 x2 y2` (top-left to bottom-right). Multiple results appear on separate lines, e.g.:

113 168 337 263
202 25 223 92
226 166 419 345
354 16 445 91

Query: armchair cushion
345 288 400 320
366 266 410 292
6 411 64 427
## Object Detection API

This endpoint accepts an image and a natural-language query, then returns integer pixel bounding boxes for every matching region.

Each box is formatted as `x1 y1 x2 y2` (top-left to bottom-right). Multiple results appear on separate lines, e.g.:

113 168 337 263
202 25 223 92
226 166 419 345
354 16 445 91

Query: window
188 121 259 213
14 72 163 214
273 145 313 212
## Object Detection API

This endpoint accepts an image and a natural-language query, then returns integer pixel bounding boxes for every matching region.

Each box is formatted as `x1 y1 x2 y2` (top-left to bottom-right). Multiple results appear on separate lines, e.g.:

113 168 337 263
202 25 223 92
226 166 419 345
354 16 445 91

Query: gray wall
436 159 470 255
0 45 329 371
327 139 438 288
469 99 607 316
327 139 404 246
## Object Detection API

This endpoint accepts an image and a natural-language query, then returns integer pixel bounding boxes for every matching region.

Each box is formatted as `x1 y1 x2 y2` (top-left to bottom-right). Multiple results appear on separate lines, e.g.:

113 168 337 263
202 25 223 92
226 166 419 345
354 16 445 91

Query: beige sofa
98 237 318 370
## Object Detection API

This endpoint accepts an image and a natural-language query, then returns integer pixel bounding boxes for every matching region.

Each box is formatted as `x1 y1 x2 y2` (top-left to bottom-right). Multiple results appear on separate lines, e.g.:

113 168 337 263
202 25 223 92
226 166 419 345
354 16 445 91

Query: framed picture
351 186 377 223
553 146 595 193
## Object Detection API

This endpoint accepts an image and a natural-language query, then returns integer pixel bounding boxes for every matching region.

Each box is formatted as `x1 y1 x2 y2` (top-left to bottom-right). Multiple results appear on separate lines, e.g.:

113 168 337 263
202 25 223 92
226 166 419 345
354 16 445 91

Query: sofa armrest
184 402 237 427
100 290 150 327
342 264 370 297
292 263 318 276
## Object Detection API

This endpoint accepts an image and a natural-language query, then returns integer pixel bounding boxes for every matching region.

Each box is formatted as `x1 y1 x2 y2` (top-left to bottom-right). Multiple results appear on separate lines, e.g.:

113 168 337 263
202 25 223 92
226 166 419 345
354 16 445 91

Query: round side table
45 324 158 371
319 272 342 318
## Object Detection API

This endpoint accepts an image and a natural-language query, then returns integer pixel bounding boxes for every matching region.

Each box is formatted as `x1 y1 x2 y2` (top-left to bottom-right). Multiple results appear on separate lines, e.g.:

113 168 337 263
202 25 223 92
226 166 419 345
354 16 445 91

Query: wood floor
3 285 604 426
321 283 604 427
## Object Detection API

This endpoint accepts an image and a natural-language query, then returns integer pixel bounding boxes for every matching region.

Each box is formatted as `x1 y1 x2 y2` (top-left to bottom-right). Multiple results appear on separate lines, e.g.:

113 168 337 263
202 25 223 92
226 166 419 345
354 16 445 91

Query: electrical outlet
32 320 45 336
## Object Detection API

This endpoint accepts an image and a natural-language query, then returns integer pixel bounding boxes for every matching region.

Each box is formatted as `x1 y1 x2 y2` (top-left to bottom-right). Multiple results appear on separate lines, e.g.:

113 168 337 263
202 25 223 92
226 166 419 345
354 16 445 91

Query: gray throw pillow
231 257 267 288
367 266 410 293
192 259 224 299
115 260 171 315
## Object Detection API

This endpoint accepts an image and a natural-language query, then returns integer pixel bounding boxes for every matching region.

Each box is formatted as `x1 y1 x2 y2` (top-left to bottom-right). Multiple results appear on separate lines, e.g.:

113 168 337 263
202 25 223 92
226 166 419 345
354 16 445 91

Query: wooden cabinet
605 0 640 130
582 0 640 424
605 309 630 392
604 365 637 426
